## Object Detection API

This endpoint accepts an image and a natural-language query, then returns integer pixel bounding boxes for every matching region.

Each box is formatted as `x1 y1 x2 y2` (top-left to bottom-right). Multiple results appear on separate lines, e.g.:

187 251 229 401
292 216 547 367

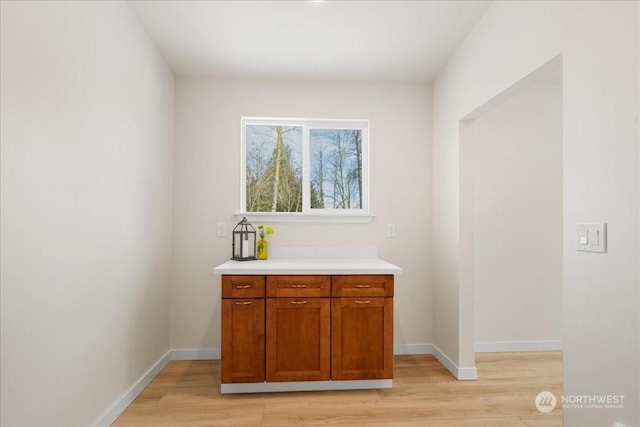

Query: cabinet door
221 298 265 384
331 297 393 380
266 298 330 382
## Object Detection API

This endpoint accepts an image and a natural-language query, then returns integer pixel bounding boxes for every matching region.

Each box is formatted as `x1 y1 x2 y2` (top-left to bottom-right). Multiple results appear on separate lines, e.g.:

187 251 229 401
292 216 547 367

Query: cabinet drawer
266 275 331 298
331 275 394 297
222 275 265 298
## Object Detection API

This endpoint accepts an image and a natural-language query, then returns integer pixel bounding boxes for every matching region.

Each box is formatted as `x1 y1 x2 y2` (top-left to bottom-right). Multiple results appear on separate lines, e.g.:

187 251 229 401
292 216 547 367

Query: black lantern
231 217 256 261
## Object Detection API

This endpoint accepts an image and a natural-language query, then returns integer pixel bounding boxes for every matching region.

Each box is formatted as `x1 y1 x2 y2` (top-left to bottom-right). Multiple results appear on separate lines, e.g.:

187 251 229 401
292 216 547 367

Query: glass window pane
245 124 303 212
310 129 362 209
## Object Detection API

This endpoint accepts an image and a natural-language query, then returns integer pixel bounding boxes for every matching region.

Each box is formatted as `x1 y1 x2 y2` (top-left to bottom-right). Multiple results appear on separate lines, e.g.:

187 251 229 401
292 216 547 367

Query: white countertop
213 257 402 275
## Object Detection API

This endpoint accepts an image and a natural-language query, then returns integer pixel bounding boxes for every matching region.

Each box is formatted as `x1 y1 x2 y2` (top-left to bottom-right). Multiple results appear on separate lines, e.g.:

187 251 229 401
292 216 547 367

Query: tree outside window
241 118 369 216
245 124 302 212
310 129 362 210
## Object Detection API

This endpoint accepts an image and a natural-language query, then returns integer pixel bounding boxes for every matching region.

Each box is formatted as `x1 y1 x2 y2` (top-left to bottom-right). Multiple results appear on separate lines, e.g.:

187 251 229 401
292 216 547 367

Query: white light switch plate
576 223 606 253
217 222 227 238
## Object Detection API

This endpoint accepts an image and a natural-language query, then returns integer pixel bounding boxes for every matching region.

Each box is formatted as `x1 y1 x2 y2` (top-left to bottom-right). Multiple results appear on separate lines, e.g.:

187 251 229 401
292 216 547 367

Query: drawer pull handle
355 300 371 304
234 284 252 289
355 284 371 288
290 284 307 288
291 300 308 305
235 301 252 306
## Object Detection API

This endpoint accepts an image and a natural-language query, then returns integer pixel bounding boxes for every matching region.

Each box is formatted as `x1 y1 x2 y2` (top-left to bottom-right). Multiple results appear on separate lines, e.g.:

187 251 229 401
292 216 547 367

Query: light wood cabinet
221 273 394 388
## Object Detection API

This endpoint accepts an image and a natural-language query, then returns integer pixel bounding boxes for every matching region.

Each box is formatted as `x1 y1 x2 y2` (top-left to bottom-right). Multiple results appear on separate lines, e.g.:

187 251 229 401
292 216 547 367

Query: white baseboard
394 343 433 355
431 344 478 381
475 340 563 353
92 350 171 427
92 348 218 426
171 347 220 360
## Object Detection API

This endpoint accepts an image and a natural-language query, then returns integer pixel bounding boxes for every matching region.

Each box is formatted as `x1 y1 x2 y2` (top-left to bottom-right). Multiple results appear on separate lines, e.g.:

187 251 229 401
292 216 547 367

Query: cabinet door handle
355 284 371 288
290 284 307 288
290 300 308 305
234 284 252 289
234 301 252 305
354 300 371 304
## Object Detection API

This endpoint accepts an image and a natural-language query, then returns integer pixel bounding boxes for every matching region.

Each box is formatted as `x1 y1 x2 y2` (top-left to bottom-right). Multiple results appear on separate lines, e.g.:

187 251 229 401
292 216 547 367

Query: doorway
460 56 563 361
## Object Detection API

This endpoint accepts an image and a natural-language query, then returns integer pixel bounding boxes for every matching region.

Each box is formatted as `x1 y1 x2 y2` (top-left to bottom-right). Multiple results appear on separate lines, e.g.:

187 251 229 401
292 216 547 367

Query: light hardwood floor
113 352 562 426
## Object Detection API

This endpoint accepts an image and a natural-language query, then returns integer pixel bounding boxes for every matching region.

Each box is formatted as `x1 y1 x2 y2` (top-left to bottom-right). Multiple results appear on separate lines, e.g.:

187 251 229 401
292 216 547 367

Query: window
240 117 370 222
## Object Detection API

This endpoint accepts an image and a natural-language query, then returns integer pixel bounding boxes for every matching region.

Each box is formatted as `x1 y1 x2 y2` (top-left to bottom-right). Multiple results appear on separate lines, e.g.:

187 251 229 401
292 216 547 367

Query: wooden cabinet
331 297 393 380
266 297 330 381
222 275 265 298
221 273 394 388
221 276 265 384
331 275 394 298
331 275 394 380
266 275 330 382
266 275 330 298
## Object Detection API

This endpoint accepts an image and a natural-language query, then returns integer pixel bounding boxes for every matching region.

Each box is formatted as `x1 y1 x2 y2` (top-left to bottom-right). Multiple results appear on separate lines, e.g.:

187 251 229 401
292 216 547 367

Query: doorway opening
459 55 563 369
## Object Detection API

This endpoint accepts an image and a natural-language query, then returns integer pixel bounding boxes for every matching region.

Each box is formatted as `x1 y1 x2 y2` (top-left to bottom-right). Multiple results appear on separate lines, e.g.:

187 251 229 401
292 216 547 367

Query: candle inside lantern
242 235 249 256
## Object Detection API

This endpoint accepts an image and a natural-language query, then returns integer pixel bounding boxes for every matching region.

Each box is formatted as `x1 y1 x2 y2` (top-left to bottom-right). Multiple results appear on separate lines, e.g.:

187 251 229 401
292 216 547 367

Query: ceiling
129 0 490 83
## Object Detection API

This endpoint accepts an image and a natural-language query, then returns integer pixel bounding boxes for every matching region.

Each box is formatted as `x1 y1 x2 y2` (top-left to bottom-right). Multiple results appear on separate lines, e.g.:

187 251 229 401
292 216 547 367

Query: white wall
469 83 563 346
0 2 174 426
433 1 639 426
173 78 432 353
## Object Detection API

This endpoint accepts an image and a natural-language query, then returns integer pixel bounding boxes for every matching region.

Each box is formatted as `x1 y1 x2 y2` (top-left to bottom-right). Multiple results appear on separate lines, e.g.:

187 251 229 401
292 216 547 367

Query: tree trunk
355 130 362 207
318 149 324 208
271 126 283 212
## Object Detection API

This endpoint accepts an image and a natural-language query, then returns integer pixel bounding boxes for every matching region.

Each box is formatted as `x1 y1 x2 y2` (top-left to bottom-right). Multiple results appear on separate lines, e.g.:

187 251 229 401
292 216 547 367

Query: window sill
234 212 375 224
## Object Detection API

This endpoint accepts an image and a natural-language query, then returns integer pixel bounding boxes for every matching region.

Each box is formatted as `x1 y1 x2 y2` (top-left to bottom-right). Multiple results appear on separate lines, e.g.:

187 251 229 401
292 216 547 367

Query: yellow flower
258 225 274 238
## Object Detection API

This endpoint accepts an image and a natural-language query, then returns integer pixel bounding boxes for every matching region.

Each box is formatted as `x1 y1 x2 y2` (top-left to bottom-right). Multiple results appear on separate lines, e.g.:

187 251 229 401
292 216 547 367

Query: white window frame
238 117 373 223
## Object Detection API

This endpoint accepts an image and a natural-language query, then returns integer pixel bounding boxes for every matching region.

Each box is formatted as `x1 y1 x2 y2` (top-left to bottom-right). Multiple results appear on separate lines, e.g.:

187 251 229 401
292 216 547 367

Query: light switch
576 223 606 253
217 222 227 238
